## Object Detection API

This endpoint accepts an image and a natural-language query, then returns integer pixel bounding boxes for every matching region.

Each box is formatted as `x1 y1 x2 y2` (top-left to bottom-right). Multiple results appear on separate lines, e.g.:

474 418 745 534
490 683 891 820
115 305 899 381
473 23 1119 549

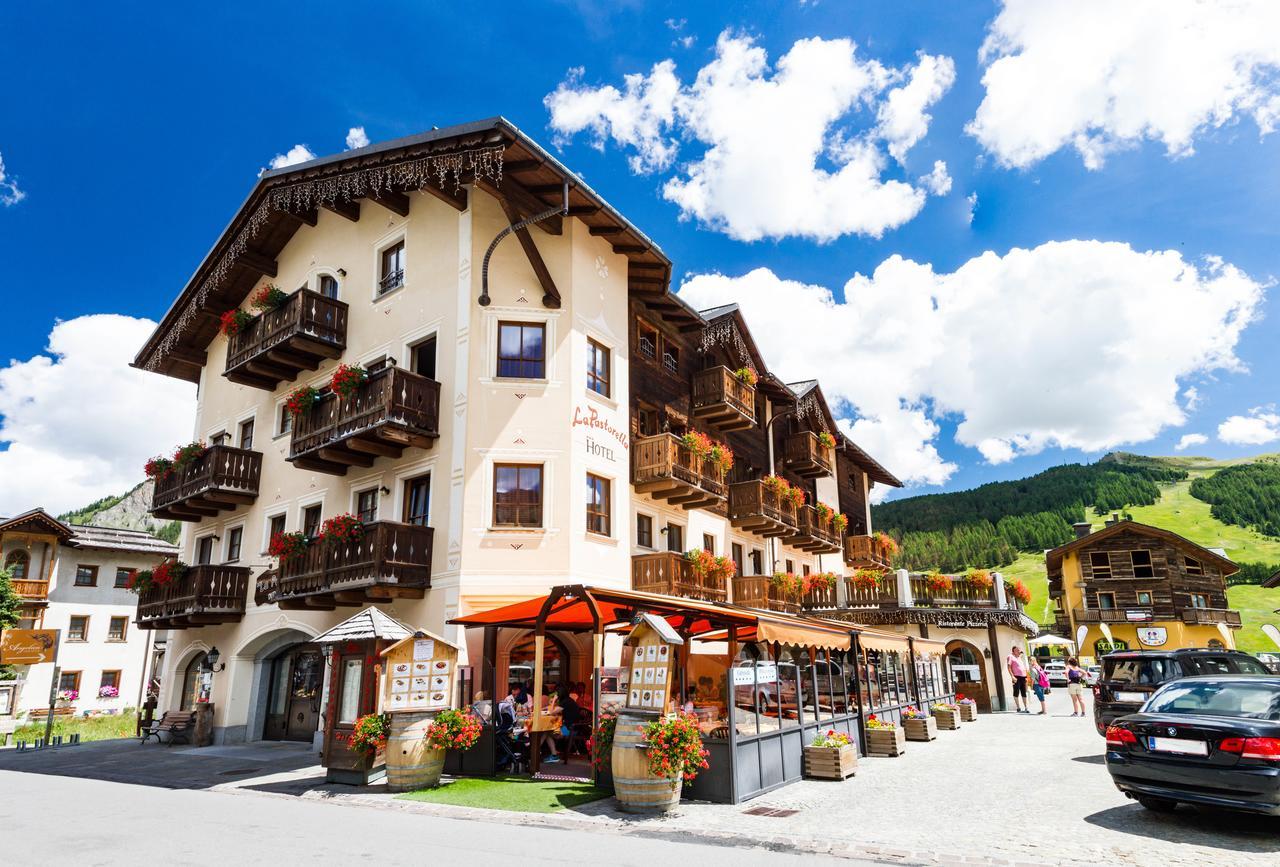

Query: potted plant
864 714 905 756
320 512 364 544
849 568 883 592
784 484 806 510
250 282 287 312
803 728 857 780
143 456 173 480
815 502 835 523
638 712 708 806
931 701 962 730
349 711 389 778
680 430 713 459
966 569 994 592
170 441 207 474
901 705 937 741
98 685 120 701
957 695 979 722
219 309 254 337
1005 578 1032 605
269 531 309 564
761 473 789 501
285 385 320 418
419 707 484 789
923 570 951 595
732 366 757 387
708 441 734 474
330 363 369 401
769 571 803 601
816 430 837 450
872 530 899 559
832 513 849 534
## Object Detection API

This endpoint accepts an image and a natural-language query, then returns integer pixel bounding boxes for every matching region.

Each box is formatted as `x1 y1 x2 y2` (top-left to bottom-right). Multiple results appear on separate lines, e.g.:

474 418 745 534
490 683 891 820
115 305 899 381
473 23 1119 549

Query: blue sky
1 1 1278 512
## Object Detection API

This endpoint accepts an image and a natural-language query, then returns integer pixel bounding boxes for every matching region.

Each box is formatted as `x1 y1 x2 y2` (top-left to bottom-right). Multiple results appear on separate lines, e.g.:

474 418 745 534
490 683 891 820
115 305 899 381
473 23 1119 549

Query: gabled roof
66 525 178 556
0 509 74 541
1262 569 1279 589
1045 520 1238 576
837 437 904 488
314 607 414 644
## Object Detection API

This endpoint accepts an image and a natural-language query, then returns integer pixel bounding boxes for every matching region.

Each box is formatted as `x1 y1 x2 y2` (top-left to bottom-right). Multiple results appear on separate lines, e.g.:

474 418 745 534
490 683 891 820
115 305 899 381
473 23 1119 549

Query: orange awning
856 629 912 653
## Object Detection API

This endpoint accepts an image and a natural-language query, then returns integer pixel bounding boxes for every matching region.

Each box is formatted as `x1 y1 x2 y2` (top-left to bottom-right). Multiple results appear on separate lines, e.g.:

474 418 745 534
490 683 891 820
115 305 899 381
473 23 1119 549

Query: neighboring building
0 509 177 716
131 117 999 746
1047 518 1241 657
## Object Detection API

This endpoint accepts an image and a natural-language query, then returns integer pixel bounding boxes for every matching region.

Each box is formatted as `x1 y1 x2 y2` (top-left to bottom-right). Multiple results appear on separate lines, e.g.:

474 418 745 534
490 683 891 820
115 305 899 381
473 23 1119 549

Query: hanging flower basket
144 456 173 480
732 366 758 387
124 569 152 595
269 531 309 563
285 385 320 418
923 571 951 594
1005 579 1032 605
329 363 369 401
320 513 364 545
833 513 849 534
170 442 207 474
151 560 187 588
250 282 288 312
219 309 254 337
709 442 734 474
817 430 837 450
680 430 713 459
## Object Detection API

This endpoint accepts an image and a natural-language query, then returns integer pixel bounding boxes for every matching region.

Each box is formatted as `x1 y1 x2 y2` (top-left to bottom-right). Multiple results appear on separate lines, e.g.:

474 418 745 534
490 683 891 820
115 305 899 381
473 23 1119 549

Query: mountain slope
58 481 180 544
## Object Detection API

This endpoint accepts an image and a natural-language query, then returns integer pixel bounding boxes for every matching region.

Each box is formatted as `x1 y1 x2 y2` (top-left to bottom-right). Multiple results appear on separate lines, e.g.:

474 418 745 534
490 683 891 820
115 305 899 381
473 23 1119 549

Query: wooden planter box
934 707 962 730
803 744 858 780
959 703 978 722
903 716 937 741
865 726 906 757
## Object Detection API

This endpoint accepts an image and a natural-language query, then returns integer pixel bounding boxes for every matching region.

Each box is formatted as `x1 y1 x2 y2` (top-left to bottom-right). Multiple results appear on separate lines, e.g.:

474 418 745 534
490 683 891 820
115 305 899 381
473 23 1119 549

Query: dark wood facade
266 521 434 609
136 565 252 630
149 444 262 521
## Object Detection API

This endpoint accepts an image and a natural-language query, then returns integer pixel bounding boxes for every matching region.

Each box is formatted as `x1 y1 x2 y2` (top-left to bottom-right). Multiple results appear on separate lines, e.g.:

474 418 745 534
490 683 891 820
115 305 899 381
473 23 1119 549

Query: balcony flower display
732 366 758 387
769 571 803 597
285 385 320 418
424 707 484 752
349 712 389 757
250 282 287 312
804 572 837 594
588 711 618 771
144 456 173 480
923 570 951 594
124 569 152 595
151 559 187 588
966 569 994 591
641 712 710 790
98 685 120 699
320 513 364 545
850 568 883 590
219 309 254 337
811 729 852 747
684 548 734 584
56 689 78 705
269 530 309 563
708 442 734 474
784 484 806 510
1005 578 1032 605
832 513 849 534
680 430 713 459
761 473 789 500
817 430 837 449
873 531 899 556
171 441 207 474
330 363 369 401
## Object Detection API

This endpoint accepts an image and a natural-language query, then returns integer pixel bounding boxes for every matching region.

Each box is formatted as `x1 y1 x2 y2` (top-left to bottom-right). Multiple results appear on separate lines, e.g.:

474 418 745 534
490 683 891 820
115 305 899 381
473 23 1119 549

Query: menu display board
381 631 459 713
623 617 681 713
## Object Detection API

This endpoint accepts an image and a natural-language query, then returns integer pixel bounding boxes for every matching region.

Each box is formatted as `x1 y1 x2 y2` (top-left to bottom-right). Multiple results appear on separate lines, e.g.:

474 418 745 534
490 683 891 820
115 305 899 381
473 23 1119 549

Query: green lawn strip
14 710 138 743
1105 478 1280 564
1227 584 1280 654
396 775 610 813
1000 552 1053 627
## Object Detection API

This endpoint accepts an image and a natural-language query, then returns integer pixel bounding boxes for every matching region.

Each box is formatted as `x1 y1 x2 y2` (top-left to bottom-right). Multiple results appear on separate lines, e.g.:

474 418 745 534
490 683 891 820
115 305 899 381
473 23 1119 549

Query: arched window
4 550 29 581
180 654 206 711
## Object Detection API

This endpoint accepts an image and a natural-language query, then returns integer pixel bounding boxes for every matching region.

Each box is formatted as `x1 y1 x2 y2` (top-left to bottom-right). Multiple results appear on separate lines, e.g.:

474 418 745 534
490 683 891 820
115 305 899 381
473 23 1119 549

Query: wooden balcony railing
909 576 1001 609
273 521 433 606
631 552 728 602
843 575 898 608
12 579 49 601
1072 606 1164 623
150 444 262 522
224 289 348 390
845 534 895 570
732 575 799 615
783 506 842 554
632 433 727 509
801 580 838 610
135 565 251 630
728 479 798 537
289 367 440 476
691 366 756 431
782 431 833 478
1179 608 1243 626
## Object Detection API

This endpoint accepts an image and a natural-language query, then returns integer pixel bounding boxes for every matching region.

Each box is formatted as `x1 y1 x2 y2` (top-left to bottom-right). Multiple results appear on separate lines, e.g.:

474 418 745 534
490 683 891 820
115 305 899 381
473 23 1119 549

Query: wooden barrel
385 711 445 792
610 711 681 813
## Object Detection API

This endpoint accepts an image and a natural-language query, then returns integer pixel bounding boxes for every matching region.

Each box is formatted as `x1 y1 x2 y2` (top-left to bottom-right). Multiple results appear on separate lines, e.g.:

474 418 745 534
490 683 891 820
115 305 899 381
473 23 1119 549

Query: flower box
903 716 937 741
865 726 906 757
803 743 858 780
933 707 962 730
959 703 978 722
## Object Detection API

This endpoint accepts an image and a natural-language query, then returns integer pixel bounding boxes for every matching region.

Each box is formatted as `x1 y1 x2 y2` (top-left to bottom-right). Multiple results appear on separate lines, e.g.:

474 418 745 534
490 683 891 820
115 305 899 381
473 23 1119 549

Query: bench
139 711 196 746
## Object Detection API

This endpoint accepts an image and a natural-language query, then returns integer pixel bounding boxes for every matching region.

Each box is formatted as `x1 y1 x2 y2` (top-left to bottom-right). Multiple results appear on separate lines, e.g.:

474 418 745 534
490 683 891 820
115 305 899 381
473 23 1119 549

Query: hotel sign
0 629 59 664
573 404 628 464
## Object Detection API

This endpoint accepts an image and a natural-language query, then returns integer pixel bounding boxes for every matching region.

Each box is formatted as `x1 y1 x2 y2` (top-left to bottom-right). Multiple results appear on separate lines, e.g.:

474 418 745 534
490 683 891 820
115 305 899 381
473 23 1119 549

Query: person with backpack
1065 657 1088 717
1029 658 1050 715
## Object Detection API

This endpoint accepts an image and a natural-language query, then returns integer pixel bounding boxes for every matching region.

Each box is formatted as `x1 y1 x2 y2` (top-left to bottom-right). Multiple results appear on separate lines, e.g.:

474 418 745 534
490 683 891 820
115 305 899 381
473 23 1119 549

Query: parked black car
1094 649 1271 735
1105 675 1280 815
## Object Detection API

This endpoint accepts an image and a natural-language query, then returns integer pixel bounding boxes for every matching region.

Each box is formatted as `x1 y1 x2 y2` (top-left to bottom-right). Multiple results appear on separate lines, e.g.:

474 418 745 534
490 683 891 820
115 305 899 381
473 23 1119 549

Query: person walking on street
1007 645 1029 713
1029 659 1049 715
1065 656 1088 717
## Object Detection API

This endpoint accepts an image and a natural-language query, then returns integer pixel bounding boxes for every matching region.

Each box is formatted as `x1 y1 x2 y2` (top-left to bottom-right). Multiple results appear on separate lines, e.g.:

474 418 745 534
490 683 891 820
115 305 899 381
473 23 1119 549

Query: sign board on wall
1136 627 1168 647
0 629 58 664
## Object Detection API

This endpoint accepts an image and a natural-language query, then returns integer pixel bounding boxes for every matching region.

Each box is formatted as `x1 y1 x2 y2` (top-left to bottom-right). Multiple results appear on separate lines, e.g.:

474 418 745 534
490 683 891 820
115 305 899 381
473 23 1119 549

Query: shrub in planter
285 385 320 418
320 513 363 545
250 283 287 312
219 309 254 337
329 363 369 401
269 531 309 564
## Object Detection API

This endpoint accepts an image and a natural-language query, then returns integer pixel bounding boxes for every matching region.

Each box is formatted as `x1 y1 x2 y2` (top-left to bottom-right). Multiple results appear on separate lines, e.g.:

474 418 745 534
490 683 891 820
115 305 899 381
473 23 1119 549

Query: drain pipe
479 181 569 307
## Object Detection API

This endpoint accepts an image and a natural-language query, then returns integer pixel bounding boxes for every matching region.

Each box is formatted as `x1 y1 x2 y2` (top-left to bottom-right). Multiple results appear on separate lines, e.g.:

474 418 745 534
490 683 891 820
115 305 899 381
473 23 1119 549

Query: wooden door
946 641 991 712
284 649 323 741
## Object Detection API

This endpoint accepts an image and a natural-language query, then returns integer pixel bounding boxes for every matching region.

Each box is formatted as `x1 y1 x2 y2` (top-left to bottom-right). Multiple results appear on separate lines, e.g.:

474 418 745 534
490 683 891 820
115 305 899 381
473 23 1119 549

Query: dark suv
1094 649 1270 735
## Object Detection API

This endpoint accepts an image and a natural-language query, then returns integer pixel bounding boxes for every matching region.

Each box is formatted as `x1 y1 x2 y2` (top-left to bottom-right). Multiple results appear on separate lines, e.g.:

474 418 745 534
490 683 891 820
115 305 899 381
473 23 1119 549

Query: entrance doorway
946 640 991 712
263 644 323 742
506 633 571 697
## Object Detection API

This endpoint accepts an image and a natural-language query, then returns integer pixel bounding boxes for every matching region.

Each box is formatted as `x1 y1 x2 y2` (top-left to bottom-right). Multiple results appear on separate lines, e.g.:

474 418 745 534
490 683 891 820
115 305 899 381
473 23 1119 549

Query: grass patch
15 710 138 744
1227 584 1280 654
396 775 610 813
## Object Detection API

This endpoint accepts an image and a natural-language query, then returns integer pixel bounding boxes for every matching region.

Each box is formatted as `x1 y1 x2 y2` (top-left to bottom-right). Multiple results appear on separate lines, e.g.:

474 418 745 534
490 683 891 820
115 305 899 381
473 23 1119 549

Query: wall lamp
200 647 226 673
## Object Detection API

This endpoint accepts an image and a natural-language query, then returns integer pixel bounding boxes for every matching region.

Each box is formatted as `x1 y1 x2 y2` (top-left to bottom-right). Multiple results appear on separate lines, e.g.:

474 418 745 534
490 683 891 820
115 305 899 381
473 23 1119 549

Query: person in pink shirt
1006 645 1030 714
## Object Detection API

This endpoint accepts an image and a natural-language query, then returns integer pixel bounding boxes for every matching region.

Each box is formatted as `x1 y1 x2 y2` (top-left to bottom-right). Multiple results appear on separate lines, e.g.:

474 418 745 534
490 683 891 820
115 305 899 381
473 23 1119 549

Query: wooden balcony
631 552 728 603
909 575 1000 609
224 289 348 390
135 565 251 630
150 444 262 521
801 580 838 610
691 366 756 431
1072 606 1165 623
728 479 798 537
782 506 843 554
845 534 894 570
289 367 440 475
632 433 727 509
12 579 49 602
1180 608 1243 626
272 521 433 608
782 431 833 478
732 575 799 615
843 575 898 609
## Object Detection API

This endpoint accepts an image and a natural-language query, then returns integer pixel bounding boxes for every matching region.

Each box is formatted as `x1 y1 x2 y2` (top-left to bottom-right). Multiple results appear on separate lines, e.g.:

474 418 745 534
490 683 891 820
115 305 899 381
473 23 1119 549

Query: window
731 543 745 578
1145 681 1280 720
114 568 132 588
637 321 658 360
636 406 660 438
586 338 610 397
75 565 98 587
1185 556 1204 576
107 617 127 642
636 514 653 549
337 657 364 724
226 527 243 563
1130 549 1155 578
665 522 684 553
278 402 294 435
403 475 431 526
100 671 121 691
1191 593 1209 609
58 671 81 695
355 489 379 524
1089 551 1112 580
411 336 437 380
209 430 230 446
302 505 323 538
701 534 715 555
318 274 339 299
586 474 611 536
239 418 255 450
1136 590 1152 606
497 322 546 379
5 550 29 580
662 344 679 375
785 559 794 574
493 464 543 528
802 564 811 576
749 549 764 576
267 513 287 550
195 536 214 566
68 616 89 642
1097 592 1116 610
379 239 405 294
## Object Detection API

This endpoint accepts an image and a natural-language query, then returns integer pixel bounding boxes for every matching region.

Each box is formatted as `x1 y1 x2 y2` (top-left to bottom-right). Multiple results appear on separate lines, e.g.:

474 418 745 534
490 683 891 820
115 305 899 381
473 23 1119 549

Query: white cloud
0 315 196 516
970 0 1280 169
965 192 978 225
1175 433 1209 451
1218 407 1280 445
677 242 1262 489
268 143 317 171
0 152 25 206
1182 386 1202 412
345 127 370 150
546 32 955 242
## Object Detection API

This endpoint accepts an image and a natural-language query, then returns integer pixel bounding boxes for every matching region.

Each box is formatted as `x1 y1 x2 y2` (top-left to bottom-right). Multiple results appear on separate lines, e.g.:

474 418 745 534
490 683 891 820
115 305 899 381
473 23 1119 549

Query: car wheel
1135 796 1177 813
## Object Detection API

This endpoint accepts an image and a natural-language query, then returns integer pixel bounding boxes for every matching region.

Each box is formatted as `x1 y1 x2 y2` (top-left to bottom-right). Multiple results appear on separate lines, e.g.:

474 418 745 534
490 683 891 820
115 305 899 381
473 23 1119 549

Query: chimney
1073 522 1092 539
1105 512 1120 527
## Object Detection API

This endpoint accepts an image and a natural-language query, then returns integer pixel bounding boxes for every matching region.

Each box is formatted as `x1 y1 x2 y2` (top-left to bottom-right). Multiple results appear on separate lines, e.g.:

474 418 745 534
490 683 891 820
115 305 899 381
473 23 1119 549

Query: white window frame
402 320 443 379
481 453 557 534
633 507 658 552
308 267 344 300
392 458 438 527
585 470 616 543
222 523 246 564
581 324 619 410
236 411 258 450
297 491 326 538
192 532 218 566
372 225 408 302
261 507 292 554
480 307 561 388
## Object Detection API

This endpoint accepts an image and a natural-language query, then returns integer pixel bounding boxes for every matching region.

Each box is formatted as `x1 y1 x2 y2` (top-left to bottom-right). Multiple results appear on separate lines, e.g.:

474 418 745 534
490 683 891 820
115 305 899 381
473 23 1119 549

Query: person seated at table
571 681 592 711
552 686 582 763
507 683 531 710
681 686 698 714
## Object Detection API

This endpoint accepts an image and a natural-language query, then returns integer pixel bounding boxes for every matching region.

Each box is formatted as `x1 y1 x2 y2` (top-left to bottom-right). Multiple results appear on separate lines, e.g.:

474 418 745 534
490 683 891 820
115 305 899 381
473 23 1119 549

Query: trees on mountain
1190 462 1280 539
